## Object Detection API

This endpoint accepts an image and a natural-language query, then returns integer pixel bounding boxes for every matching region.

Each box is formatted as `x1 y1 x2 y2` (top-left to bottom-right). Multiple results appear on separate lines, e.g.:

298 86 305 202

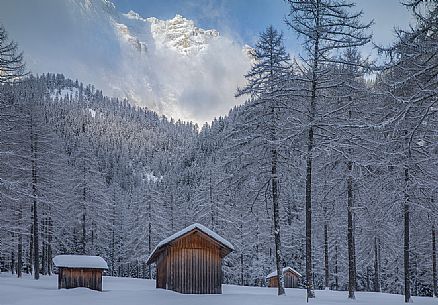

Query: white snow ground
0 273 435 305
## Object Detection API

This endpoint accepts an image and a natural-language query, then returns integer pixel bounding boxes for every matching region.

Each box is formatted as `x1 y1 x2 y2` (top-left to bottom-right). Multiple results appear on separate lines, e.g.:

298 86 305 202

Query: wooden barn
266 266 302 288
53 255 108 291
146 223 234 294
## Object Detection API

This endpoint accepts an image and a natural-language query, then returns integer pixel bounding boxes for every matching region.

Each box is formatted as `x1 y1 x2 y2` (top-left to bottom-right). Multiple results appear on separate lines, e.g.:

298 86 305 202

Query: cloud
146 35 250 124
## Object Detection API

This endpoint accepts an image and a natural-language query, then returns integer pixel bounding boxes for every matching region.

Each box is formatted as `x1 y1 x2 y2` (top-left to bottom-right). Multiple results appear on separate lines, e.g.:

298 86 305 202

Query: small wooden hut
266 266 302 288
53 255 108 291
146 223 234 294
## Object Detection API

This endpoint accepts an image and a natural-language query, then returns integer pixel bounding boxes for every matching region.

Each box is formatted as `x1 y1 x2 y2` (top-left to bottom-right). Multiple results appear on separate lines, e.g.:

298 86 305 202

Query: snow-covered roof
266 266 302 279
53 255 108 269
147 223 234 264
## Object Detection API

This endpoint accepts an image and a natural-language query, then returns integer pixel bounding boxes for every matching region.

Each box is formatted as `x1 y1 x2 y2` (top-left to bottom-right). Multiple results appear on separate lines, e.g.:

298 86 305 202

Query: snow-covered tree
235 25 292 295
285 0 372 298
0 24 26 83
376 1 438 301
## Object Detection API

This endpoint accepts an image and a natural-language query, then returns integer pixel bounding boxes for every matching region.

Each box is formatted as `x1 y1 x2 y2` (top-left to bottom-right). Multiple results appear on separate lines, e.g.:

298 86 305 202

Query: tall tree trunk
81 211 86 255
353 213 358 291
111 228 115 276
209 169 215 229
17 202 23 278
148 222 152 279
0 194 2 272
267 66 285 296
17 234 22 278
305 126 315 300
41 216 47 275
305 33 319 301
91 221 95 255
170 194 174 231
82 167 86 255
240 252 244 286
432 224 437 298
148 194 152 279
414 255 419 296
240 210 244 286
269 86 285 296
404 166 411 302
31 123 39 280
304 2 321 298
272 146 285 296
366 266 371 291
347 159 356 299
324 223 329 289
11 243 15 274
29 223 33 275
47 216 52 275
334 241 338 290
111 190 116 276
373 236 381 292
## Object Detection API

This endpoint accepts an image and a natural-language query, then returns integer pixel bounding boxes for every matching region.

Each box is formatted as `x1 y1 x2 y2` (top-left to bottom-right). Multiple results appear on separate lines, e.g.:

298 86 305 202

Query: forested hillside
0 0 437 301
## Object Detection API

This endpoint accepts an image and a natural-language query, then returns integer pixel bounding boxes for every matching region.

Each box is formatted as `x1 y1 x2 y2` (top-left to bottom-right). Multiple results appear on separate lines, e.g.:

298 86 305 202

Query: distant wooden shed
53 255 108 291
146 223 234 294
266 266 302 288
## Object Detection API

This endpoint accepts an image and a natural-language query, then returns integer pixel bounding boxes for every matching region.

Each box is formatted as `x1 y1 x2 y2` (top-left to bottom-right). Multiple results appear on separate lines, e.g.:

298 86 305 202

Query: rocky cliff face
147 14 219 56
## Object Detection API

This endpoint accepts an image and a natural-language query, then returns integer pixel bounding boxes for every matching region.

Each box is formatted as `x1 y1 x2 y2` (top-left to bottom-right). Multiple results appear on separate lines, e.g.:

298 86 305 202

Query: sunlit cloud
0 0 251 125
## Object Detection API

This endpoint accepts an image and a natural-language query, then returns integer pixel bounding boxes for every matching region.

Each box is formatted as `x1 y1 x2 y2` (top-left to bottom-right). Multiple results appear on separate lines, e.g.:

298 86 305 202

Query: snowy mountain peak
147 14 220 56
115 12 219 56
113 21 148 53
124 10 146 21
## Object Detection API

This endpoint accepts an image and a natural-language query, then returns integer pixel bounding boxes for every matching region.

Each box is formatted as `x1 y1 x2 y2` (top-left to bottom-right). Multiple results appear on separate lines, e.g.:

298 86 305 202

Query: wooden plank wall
156 249 167 289
284 271 299 288
161 231 223 294
268 276 279 288
268 272 299 288
58 268 103 291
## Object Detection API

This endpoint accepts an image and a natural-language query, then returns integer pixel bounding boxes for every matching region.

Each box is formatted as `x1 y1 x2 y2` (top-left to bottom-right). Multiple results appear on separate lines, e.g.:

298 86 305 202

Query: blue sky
113 0 413 55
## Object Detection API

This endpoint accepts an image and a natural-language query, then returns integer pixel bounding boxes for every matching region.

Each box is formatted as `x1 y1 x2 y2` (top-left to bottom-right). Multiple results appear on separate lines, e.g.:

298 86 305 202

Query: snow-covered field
0 273 435 305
